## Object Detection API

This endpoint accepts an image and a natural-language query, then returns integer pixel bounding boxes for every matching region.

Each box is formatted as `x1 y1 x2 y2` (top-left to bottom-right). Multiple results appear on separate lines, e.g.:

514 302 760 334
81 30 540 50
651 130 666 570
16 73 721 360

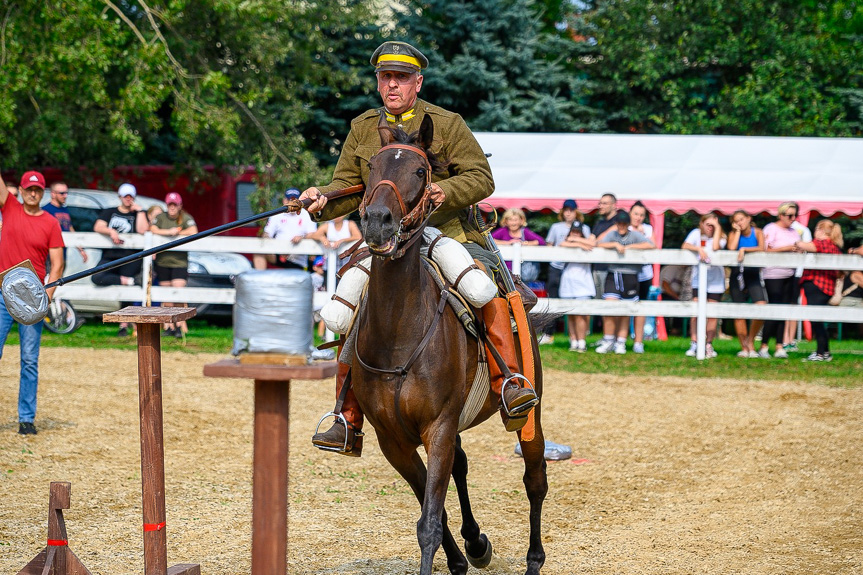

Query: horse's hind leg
518 412 548 575
377 437 469 575
452 434 493 568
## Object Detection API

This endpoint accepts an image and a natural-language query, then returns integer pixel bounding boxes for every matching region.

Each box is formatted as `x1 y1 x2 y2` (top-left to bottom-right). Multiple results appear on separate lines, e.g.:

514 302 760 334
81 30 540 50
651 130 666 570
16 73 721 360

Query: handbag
828 275 857 306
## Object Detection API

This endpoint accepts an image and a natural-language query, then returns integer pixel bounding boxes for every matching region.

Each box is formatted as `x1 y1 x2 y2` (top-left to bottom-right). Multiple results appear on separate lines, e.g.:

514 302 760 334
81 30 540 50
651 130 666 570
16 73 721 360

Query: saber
0 185 364 325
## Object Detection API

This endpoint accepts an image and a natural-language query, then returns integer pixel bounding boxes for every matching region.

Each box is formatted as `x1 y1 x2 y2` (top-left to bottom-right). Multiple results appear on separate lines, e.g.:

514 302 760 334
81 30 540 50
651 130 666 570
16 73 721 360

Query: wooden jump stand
202 358 337 575
17 482 92 575
103 306 201 575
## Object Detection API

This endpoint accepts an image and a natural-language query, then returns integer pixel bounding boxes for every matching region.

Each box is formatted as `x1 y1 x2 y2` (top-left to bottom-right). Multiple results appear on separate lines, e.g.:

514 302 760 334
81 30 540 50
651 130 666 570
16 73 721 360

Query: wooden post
203 359 337 575
16 482 93 575
103 306 201 575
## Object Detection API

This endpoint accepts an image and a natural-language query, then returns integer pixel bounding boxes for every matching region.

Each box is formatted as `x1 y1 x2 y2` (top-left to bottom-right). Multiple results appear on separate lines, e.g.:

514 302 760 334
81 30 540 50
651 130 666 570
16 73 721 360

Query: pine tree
394 0 602 132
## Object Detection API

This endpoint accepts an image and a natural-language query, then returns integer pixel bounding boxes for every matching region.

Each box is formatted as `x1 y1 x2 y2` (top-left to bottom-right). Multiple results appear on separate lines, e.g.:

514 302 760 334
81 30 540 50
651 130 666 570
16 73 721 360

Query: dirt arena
1 347 861 574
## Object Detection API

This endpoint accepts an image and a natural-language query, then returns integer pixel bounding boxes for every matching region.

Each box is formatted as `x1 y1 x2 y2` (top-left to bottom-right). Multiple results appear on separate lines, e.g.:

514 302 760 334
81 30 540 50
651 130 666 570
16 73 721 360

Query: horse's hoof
465 534 493 569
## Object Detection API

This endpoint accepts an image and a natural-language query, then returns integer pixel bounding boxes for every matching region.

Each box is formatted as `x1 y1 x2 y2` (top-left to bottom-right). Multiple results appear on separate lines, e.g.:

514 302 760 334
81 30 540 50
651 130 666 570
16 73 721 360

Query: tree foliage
0 0 375 204
393 0 602 132
571 0 863 136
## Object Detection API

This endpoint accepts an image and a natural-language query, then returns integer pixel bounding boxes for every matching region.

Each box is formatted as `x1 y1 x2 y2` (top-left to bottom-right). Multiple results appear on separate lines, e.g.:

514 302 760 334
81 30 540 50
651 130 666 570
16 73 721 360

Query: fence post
141 232 153 305
696 261 708 360
511 242 522 276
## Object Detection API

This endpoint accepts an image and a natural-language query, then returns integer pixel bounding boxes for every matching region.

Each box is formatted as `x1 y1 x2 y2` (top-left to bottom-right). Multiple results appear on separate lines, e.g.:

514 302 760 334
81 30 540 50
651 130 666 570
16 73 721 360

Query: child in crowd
596 211 655 354
558 221 596 352
682 213 727 358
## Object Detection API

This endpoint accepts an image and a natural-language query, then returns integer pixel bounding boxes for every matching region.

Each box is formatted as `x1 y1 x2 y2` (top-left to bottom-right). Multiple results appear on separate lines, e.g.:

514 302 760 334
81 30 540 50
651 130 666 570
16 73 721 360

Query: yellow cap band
376 54 422 68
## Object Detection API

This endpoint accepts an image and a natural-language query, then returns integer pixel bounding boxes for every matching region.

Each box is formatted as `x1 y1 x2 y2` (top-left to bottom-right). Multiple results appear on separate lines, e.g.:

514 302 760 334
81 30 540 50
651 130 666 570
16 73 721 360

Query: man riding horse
302 41 538 457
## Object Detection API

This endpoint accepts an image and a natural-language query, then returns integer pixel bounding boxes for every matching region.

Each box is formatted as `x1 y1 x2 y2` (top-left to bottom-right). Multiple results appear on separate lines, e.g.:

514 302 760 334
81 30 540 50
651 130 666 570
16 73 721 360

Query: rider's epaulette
416 101 456 120
351 108 385 127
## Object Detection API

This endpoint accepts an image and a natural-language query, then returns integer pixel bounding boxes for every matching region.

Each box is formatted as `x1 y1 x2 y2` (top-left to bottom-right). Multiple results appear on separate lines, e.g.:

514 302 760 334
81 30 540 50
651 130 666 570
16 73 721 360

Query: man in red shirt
0 170 65 435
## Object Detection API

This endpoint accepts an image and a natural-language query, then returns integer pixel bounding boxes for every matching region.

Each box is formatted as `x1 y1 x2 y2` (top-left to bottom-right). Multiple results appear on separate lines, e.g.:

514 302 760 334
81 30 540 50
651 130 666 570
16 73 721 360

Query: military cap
370 41 429 74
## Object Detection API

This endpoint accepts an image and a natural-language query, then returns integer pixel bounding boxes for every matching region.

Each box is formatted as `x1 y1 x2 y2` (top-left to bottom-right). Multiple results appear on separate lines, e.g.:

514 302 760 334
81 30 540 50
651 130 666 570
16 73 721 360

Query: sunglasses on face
782 212 798 219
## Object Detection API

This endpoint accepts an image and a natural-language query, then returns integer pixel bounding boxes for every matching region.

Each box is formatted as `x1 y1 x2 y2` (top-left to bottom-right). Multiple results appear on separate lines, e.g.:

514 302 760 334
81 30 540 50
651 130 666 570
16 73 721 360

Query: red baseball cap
19 171 46 191
165 192 182 206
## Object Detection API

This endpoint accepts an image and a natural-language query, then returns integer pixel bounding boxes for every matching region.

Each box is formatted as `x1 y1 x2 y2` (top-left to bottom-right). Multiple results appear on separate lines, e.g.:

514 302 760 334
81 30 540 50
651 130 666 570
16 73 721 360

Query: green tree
393 0 602 132
0 0 376 209
571 0 863 136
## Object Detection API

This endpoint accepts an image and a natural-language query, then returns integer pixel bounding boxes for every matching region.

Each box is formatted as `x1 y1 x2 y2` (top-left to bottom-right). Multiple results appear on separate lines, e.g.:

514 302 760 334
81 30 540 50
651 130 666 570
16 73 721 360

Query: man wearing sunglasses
43 182 88 263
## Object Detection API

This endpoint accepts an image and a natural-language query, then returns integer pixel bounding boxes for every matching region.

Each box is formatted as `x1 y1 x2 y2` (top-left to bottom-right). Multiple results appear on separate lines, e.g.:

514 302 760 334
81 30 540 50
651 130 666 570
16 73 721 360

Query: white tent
475 132 863 219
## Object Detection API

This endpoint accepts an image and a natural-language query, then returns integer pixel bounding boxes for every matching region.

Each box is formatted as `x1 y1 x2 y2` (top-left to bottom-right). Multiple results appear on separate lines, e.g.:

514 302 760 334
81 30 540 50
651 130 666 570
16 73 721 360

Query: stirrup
500 373 539 418
313 412 364 454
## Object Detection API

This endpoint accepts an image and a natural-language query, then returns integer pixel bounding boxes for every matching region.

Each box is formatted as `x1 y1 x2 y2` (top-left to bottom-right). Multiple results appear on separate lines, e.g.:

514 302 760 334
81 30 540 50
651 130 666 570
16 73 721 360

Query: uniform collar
384 107 416 124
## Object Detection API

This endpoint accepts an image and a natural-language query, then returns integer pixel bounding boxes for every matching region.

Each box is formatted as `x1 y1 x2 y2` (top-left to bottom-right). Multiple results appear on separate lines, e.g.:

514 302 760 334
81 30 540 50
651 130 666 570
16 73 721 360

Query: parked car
43 189 251 323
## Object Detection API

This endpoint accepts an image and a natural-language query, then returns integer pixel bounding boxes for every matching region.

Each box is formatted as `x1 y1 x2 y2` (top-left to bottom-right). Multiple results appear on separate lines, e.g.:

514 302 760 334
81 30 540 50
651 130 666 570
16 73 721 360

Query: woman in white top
559 221 596 352
307 215 362 269
682 213 727 357
629 201 654 354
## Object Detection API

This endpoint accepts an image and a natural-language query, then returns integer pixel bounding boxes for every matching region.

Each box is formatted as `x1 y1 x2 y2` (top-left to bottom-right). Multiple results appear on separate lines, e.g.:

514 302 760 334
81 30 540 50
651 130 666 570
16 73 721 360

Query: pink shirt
762 222 800 279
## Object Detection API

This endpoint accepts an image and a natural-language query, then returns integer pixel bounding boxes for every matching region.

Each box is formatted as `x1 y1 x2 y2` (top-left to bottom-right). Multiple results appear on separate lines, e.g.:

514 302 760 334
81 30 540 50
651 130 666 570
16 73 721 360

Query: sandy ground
1 347 862 575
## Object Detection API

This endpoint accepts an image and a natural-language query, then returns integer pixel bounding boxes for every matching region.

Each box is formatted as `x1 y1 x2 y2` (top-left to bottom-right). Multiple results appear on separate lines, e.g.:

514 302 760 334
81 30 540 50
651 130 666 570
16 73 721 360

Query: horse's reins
353 142 448 444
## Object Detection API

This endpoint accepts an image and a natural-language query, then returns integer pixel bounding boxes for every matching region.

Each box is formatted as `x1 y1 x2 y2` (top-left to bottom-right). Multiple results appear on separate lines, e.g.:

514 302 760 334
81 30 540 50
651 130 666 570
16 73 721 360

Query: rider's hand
301 187 327 214
428 182 446 206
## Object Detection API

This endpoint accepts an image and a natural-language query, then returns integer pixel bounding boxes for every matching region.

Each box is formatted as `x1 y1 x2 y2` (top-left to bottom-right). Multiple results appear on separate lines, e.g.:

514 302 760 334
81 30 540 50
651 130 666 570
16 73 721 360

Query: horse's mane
379 125 450 174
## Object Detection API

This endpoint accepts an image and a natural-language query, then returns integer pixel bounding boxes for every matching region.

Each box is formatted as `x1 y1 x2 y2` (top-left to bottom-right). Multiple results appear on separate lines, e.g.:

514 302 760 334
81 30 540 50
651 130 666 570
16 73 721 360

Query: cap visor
376 63 420 74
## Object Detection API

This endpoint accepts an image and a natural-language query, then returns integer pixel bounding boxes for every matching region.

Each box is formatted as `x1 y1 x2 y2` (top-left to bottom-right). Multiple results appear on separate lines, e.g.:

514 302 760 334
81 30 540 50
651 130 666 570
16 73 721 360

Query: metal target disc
1 267 50 325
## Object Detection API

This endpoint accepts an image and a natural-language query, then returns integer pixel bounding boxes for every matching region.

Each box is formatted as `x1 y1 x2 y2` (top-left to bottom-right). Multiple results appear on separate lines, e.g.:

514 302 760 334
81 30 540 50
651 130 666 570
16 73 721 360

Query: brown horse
349 114 547 575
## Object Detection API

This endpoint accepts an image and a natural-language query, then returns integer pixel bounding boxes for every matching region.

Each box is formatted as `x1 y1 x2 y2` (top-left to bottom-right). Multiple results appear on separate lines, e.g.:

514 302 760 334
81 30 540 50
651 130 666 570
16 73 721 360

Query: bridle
359 143 438 258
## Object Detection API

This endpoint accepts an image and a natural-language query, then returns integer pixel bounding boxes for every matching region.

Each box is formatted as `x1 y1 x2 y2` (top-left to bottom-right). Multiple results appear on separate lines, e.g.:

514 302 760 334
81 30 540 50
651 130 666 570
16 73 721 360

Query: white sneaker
633 342 645 354
758 348 771 359
614 341 627 355
706 344 717 358
736 350 750 358
748 350 760 358
538 334 554 345
596 338 615 354
774 347 788 359
685 342 697 357
569 341 579 352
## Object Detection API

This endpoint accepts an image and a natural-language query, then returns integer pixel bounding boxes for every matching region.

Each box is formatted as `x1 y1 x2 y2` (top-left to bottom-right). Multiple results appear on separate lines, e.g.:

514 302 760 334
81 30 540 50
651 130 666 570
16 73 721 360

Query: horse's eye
416 168 427 178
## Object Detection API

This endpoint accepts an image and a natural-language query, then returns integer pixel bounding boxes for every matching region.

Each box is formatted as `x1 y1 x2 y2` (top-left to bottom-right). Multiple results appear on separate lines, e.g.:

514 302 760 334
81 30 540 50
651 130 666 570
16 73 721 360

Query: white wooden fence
54 232 863 359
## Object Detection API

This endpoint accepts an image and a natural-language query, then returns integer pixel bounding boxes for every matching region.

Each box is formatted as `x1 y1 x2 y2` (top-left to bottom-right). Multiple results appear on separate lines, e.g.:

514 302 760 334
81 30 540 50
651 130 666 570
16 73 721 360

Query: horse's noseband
360 143 436 257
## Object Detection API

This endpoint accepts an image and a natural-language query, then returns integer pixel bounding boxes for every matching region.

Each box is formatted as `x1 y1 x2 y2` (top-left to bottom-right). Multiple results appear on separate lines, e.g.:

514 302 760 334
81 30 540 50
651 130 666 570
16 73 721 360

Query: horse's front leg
376 431 467 575
417 424 460 575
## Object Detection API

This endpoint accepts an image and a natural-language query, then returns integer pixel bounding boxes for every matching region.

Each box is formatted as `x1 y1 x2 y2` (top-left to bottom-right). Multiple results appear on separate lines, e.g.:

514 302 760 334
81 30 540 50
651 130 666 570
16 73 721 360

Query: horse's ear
378 114 395 146
418 115 434 151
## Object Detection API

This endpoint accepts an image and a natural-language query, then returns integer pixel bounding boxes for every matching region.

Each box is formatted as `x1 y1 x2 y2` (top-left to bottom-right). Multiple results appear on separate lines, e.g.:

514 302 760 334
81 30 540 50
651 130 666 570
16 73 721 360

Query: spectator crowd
532 195 863 362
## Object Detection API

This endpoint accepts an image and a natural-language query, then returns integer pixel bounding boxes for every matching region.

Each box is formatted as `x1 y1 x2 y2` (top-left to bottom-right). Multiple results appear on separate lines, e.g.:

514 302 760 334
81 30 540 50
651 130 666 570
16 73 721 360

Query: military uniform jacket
316 99 494 242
